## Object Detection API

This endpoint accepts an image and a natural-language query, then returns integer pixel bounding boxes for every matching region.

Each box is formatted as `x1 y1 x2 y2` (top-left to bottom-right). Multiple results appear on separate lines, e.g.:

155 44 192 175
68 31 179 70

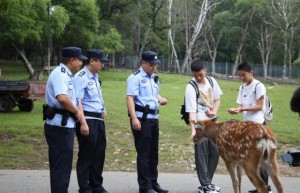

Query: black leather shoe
94 186 108 193
152 184 169 193
139 189 156 193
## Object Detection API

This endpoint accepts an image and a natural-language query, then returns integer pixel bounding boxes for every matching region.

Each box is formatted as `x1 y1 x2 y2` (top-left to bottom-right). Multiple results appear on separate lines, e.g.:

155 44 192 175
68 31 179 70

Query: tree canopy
0 0 299 79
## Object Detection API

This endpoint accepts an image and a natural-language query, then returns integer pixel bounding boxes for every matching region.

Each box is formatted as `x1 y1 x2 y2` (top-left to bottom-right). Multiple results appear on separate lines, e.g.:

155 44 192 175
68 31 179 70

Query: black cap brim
79 55 88 60
101 57 109 62
147 59 160 64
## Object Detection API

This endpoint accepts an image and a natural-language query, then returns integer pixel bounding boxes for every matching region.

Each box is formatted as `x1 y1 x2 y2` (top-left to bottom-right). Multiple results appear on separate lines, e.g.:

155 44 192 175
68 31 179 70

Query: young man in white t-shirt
185 60 223 193
227 62 272 193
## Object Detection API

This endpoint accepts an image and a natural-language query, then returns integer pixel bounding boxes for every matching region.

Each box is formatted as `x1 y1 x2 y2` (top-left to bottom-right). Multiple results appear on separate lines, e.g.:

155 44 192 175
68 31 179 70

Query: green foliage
0 0 48 44
50 6 70 38
95 28 124 55
293 58 300 66
59 0 100 50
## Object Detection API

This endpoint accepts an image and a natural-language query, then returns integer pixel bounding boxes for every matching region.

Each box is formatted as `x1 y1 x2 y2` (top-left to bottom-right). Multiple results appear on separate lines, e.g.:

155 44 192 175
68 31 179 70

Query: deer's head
191 117 218 143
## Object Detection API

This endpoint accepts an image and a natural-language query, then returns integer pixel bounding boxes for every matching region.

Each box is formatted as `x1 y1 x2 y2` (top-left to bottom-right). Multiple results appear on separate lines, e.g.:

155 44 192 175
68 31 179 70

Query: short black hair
191 60 206 72
290 87 300 114
237 62 253 72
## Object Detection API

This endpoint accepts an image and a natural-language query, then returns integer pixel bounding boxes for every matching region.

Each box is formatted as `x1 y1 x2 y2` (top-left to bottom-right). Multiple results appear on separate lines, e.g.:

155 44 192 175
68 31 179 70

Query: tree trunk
181 0 209 73
10 41 35 80
231 11 255 76
167 0 180 73
139 22 152 58
258 27 273 80
206 27 223 76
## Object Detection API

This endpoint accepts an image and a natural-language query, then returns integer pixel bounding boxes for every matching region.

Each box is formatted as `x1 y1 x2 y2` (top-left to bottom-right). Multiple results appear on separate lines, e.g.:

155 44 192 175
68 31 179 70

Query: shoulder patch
79 71 85 77
61 67 66 73
133 70 140 75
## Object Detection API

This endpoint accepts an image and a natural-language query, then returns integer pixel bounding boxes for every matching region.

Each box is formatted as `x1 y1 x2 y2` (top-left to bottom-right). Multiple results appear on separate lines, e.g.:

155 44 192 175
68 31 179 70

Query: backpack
242 82 273 123
255 83 273 122
180 76 213 125
263 94 273 122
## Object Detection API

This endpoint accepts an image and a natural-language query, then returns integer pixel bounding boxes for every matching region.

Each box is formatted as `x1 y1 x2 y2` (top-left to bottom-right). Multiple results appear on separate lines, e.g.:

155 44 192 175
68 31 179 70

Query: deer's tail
257 136 276 161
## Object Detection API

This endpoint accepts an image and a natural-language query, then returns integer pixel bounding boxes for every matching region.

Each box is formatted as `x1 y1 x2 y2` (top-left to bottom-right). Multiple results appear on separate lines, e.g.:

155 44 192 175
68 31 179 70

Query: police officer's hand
80 122 89 136
158 97 168 106
104 108 107 118
131 117 141 131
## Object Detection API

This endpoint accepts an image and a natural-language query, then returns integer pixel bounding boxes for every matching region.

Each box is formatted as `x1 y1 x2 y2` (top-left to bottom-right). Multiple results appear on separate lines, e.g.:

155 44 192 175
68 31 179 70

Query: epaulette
78 71 85 77
133 70 140 75
61 67 66 73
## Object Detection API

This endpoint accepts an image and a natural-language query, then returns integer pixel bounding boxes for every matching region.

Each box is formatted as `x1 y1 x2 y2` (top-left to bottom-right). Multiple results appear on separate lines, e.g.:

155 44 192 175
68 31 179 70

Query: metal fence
113 55 300 81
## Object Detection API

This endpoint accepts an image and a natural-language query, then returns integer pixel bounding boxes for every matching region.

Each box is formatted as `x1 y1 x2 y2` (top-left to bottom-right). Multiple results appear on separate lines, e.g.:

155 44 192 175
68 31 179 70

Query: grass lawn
0 60 299 173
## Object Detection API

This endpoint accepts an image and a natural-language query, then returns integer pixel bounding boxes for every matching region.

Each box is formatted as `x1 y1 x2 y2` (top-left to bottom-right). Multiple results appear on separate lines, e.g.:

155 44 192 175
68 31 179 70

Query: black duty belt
43 104 75 126
135 104 159 115
53 108 75 119
84 110 104 119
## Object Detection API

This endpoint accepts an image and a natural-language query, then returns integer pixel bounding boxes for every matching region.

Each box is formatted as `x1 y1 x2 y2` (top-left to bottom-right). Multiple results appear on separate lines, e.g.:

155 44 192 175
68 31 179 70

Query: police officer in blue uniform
73 49 109 193
126 51 169 193
44 46 87 193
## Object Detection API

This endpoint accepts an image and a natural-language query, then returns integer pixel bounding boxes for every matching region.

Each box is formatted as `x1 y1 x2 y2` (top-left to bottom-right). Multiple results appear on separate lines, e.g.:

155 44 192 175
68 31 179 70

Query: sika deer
192 119 284 193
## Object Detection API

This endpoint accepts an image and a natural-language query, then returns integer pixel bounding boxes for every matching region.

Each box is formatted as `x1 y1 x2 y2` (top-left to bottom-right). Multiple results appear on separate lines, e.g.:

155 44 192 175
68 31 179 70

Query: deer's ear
191 120 201 128
190 120 197 125
211 116 218 122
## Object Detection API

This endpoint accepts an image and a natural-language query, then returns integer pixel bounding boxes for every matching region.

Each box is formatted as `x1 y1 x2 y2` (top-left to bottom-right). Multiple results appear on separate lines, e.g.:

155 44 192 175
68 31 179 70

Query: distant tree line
0 0 299 80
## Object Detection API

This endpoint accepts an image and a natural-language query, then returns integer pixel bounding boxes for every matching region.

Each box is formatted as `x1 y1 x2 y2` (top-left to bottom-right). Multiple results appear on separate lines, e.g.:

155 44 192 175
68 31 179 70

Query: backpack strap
189 80 200 99
206 76 214 88
254 82 260 94
189 77 213 99
241 82 260 94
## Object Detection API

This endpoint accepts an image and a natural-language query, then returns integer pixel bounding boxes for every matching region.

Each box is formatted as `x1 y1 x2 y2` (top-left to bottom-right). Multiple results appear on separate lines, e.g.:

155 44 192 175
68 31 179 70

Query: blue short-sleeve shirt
45 63 77 128
126 67 160 119
73 66 105 118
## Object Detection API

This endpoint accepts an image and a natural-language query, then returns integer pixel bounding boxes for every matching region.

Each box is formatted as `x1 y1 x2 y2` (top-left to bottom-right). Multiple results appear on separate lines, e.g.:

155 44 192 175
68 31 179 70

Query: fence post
226 61 228 77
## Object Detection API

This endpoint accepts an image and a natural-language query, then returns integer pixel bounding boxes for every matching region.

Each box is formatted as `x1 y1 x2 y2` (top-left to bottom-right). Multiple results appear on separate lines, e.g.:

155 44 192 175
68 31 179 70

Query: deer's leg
237 165 242 193
225 162 240 193
243 160 268 193
268 150 284 193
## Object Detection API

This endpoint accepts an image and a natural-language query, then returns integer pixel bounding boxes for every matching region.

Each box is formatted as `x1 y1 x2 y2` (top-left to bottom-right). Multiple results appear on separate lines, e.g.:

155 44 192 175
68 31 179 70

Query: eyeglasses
92 59 106 64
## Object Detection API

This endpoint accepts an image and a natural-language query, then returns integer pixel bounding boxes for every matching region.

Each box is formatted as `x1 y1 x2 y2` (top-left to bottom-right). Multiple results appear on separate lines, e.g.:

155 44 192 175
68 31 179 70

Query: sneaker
210 184 221 192
248 186 272 193
268 186 272 193
199 185 219 193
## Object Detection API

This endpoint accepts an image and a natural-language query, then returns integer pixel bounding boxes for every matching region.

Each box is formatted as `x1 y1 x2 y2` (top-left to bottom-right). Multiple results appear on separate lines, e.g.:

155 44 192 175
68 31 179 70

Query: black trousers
76 119 106 193
131 118 159 190
260 168 269 185
44 123 75 193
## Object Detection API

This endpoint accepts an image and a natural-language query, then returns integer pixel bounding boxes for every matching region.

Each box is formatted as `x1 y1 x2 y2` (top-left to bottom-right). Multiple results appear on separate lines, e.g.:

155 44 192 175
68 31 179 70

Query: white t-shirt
236 79 266 124
185 77 223 120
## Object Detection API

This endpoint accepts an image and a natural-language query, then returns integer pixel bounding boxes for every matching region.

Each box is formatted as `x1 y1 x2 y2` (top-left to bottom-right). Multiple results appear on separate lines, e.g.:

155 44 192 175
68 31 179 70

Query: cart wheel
0 96 14 112
18 98 34 112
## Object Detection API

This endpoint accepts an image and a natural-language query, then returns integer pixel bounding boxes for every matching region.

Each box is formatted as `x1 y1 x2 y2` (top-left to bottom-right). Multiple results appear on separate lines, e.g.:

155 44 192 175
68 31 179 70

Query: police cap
62 47 87 60
142 51 160 64
87 49 109 62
